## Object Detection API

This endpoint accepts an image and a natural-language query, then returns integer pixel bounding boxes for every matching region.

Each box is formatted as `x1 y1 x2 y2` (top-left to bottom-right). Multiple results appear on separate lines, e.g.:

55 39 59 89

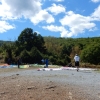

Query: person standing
17 57 22 68
17 58 20 68
45 59 48 68
74 54 80 71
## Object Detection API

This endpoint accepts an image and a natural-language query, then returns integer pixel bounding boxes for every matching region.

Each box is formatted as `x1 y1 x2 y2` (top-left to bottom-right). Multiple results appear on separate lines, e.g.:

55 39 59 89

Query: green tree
29 47 42 64
17 28 46 53
14 28 46 64
61 45 72 56
32 32 46 54
17 28 34 51
20 49 30 64
81 43 100 64
1 43 15 64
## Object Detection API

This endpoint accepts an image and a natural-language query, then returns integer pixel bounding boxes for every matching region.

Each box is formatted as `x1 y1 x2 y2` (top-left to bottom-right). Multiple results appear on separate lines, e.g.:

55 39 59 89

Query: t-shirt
74 56 80 62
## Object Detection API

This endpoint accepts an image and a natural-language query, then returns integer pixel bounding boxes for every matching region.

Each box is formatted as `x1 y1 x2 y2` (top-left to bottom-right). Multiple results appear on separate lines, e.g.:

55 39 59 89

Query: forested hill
0 28 100 66
0 40 13 46
44 36 100 47
0 36 100 65
44 36 100 65
1 36 100 45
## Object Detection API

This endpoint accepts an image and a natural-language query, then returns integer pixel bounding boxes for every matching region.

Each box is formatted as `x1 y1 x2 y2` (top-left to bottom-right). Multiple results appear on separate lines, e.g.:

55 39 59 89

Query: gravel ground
0 67 100 100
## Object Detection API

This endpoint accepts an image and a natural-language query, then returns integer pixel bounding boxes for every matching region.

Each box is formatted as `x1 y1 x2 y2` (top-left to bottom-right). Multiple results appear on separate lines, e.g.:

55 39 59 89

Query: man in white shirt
74 54 80 71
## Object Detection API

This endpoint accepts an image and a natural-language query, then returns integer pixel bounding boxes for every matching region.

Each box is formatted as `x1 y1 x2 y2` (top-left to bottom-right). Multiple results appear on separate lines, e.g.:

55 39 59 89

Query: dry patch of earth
0 67 100 100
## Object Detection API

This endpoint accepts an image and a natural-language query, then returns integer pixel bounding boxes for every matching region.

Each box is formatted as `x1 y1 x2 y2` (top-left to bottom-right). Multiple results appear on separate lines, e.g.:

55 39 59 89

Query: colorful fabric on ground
19 65 29 68
37 67 96 71
0 64 17 68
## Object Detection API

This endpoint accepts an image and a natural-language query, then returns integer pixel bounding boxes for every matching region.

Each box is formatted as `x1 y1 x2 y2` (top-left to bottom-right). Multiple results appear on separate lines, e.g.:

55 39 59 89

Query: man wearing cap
74 54 80 71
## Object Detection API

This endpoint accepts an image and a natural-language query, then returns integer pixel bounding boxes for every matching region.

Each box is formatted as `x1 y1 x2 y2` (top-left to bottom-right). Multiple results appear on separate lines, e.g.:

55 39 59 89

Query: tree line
0 28 100 66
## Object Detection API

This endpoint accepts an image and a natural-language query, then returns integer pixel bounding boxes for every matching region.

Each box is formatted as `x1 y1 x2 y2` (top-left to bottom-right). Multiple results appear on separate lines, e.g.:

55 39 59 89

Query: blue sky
0 0 100 41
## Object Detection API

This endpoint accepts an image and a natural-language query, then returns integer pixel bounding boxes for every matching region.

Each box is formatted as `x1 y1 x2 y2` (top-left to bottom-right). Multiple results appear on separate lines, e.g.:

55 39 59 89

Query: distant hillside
0 40 13 46
0 36 100 66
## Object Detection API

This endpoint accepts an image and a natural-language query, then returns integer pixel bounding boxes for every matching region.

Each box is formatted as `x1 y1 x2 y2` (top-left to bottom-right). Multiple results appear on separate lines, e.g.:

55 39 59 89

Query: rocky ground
0 67 100 100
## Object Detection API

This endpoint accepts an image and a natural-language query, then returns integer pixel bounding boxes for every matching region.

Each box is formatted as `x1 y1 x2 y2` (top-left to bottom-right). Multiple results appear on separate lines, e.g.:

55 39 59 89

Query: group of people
16 54 80 71
42 54 80 72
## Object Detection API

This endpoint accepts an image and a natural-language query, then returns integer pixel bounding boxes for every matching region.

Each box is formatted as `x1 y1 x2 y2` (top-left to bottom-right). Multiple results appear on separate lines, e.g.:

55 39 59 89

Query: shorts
75 61 79 66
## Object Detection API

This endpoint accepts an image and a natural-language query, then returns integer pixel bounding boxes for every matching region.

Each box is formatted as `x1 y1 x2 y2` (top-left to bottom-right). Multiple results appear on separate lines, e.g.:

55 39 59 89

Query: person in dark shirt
17 58 22 68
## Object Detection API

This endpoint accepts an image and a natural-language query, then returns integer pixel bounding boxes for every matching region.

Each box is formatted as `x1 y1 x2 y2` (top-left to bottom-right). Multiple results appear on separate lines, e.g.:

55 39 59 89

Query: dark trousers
75 61 79 66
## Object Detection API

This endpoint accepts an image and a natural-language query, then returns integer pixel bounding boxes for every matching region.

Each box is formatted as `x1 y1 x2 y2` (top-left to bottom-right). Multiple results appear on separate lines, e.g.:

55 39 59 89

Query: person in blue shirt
45 59 48 68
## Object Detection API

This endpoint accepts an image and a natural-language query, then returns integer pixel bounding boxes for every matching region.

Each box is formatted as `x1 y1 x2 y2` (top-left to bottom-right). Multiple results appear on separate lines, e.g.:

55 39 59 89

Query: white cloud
46 3 66 15
0 21 15 33
0 0 100 37
0 0 55 32
43 11 97 37
30 10 55 25
0 0 42 33
91 5 100 20
0 0 42 20
35 31 40 34
59 11 97 37
91 0 100 3
53 0 64 2
0 0 54 24
43 25 66 32
42 25 70 37
60 11 92 26
49 0 64 2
